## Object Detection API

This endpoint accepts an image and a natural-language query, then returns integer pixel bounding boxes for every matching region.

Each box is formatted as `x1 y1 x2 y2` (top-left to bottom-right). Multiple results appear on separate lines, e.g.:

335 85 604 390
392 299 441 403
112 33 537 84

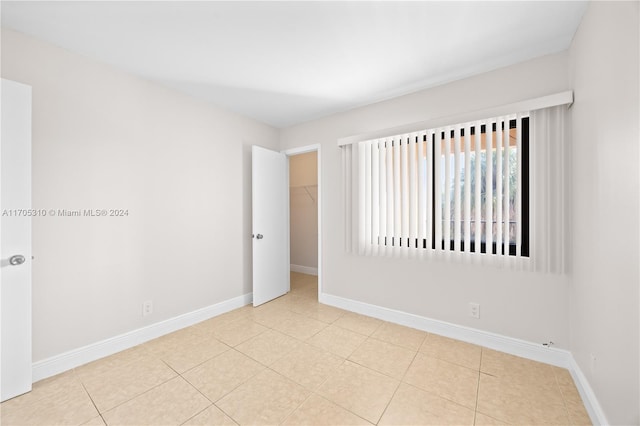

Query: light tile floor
1 272 592 425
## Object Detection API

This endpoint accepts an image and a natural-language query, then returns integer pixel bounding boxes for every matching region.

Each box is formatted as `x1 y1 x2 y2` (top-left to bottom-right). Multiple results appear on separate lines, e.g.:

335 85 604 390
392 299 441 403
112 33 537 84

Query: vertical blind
529 105 569 274
342 102 570 273
343 113 530 264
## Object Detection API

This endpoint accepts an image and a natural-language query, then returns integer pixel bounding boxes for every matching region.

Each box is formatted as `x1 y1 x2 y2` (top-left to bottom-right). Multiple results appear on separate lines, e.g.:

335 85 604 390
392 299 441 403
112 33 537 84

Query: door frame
282 144 322 299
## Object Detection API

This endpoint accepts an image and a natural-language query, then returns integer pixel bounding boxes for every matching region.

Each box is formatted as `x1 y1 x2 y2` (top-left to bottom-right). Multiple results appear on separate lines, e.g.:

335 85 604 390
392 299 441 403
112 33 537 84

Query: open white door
252 145 289 306
1 79 33 401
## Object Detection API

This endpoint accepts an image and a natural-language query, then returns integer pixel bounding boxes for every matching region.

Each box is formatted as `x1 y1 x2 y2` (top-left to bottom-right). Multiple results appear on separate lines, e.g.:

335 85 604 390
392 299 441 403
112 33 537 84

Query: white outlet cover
469 303 480 319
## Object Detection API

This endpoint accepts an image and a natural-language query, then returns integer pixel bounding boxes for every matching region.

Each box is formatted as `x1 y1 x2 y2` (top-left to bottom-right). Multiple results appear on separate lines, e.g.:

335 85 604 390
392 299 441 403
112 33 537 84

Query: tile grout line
180 345 269 425
79 381 108 426
277 387 314 425
312 357 384 425
184 285 322 425
365 333 426 353
255 296 353 424
209 400 241 426
286 284 378 425
77 355 180 418
330 322 414 423
197 347 269 405
309 390 374 426
374 339 423 425
473 347 484 425
103 359 184 415
552 366 574 423
177 404 211 426
177 359 232 426
302 304 427 424
332 318 383 338
164 338 233 377
399 338 485 416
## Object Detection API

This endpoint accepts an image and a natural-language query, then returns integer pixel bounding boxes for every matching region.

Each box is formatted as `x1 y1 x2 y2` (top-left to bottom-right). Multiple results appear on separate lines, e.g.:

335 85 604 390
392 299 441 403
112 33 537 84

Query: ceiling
1 1 588 128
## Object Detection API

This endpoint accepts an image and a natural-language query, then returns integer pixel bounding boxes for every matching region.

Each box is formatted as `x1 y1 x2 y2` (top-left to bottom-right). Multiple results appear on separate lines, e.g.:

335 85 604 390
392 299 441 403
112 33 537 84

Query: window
344 113 529 259
432 117 529 256
342 94 572 272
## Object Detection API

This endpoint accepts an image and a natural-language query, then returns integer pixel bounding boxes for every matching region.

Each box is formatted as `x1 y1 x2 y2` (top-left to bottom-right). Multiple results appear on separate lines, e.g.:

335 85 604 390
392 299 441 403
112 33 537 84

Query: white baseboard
320 293 571 366
290 264 318 276
32 293 253 383
568 356 609 426
319 292 606 426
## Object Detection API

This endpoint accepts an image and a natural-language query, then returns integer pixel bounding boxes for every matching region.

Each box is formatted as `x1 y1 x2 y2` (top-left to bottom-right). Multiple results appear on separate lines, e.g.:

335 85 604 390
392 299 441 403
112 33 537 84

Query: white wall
289 152 318 270
0 28 279 362
280 52 572 347
568 2 639 424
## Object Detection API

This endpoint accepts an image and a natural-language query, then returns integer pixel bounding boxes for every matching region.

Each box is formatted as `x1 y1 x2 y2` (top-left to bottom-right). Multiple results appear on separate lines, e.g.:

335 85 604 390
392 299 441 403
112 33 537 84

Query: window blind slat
410 134 418 251
495 119 503 255
358 142 366 254
364 142 373 255
545 119 551 269
352 143 359 253
393 137 401 250
401 135 410 251
418 131 427 256
371 140 379 256
443 129 451 250
386 139 394 255
454 125 461 252
379 140 387 254
516 114 522 258
464 124 471 253
504 120 511 252
434 130 442 251
426 131 434 253
343 143 351 252
473 123 481 252
485 121 493 254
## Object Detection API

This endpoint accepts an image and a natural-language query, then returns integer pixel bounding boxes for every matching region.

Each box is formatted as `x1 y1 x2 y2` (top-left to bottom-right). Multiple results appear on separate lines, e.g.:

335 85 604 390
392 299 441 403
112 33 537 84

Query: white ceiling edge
0 1 588 129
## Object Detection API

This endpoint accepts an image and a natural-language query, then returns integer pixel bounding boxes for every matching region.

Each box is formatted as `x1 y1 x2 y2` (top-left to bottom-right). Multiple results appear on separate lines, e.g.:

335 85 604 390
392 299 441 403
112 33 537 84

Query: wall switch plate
469 302 480 319
142 300 153 316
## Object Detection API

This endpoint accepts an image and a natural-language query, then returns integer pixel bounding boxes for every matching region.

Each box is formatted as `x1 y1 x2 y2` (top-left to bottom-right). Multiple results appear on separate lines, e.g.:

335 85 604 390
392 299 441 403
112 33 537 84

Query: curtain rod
337 90 573 147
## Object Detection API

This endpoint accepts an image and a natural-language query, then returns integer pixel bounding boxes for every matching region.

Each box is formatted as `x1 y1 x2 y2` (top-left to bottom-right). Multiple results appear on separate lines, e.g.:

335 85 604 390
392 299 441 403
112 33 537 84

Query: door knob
9 255 26 266
256 234 264 239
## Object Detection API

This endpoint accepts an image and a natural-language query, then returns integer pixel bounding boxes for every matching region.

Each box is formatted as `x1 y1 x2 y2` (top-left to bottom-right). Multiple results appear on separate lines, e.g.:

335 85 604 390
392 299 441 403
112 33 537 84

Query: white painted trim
338 90 574 146
290 264 318 276
283 144 319 156
283 144 322 300
32 293 252 382
320 293 571 366
319 292 604 426
568 357 609 426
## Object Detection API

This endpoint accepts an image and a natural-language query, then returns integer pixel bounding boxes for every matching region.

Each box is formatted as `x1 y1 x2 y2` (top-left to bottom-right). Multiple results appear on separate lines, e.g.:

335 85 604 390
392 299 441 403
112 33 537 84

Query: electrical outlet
142 300 153 317
469 302 480 319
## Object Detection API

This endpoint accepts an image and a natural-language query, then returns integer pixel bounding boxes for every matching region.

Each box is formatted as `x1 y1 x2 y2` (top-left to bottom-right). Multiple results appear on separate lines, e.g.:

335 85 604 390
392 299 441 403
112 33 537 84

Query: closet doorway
286 147 320 301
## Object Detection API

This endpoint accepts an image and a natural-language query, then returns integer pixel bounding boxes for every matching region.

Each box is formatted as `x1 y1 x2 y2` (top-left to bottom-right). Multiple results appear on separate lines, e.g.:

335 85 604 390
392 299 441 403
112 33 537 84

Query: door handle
256 234 264 239
9 255 26 266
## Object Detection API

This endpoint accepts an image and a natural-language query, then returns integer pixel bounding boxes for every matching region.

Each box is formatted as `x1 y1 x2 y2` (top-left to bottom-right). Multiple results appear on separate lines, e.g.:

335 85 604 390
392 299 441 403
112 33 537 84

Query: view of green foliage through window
359 116 528 257
441 134 519 244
